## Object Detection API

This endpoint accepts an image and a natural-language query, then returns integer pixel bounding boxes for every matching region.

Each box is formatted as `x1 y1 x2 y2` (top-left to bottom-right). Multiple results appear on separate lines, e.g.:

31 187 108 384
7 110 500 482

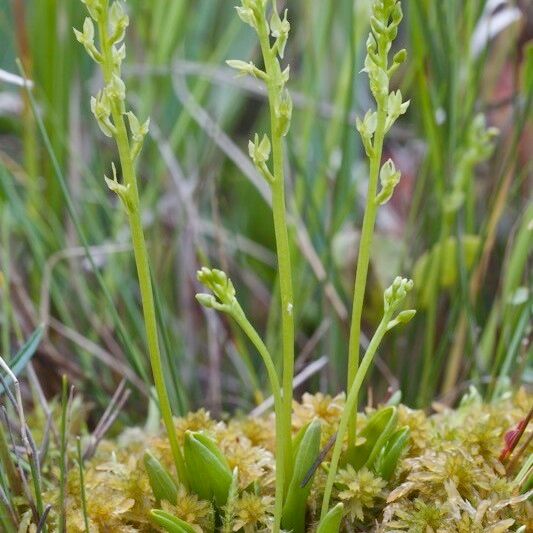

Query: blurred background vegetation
0 0 531 425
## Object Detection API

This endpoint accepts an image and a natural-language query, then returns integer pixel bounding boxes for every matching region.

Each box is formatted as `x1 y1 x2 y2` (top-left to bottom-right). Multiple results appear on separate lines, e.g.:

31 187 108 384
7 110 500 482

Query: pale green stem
321 308 392 520
231 307 286 530
419 219 448 406
76 438 90 533
257 8 294 508
97 17 187 486
1 210 11 358
346 99 387 447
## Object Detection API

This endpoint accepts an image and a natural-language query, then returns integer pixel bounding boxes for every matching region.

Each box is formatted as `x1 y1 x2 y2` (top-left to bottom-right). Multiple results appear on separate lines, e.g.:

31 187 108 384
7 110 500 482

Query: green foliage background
0 0 531 421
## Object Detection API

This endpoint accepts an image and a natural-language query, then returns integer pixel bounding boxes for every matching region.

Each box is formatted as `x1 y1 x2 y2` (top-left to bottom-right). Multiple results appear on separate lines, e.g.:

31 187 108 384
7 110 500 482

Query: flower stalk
196 267 287 530
220 1 294 530
347 0 409 448
255 7 295 484
321 277 415 521
75 0 187 486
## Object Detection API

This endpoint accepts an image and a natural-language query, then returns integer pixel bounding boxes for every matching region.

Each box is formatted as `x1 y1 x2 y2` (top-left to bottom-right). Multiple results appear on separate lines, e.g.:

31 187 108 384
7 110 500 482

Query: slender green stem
0 502 16 533
76 438 90 533
418 219 448 406
1 210 11 358
27 438 45 533
96 16 187 487
231 308 286 531
321 309 392 520
257 10 294 492
0 423 22 497
346 100 387 447
58 376 68 533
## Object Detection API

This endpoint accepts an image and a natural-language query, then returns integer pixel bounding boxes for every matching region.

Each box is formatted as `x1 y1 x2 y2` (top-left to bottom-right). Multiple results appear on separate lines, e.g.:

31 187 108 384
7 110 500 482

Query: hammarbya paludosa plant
314 0 416 525
346 0 410 451
196 0 297 530
319 277 415 522
73 0 188 486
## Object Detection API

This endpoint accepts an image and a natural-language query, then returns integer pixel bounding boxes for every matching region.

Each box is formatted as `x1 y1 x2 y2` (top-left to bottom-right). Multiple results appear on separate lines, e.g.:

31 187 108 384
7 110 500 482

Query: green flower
196 268 239 315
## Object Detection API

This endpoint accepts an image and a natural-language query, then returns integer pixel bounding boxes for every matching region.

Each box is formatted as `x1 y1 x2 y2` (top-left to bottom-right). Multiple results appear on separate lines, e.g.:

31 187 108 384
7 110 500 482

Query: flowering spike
375 159 401 205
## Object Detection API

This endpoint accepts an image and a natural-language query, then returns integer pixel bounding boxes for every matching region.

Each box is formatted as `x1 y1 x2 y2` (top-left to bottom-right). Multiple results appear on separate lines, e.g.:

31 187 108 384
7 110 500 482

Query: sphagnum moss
49 390 532 531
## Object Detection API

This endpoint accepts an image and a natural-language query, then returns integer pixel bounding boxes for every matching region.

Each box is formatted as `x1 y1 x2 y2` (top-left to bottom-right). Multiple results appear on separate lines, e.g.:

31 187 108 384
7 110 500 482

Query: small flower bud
370 15 387 36
276 89 292 137
396 309 416 323
107 73 126 102
392 49 407 66
195 293 217 309
104 162 134 213
386 309 416 331
366 62 389 101
376 159 401 205
109 1 129 44
248 133 274 182
90 91 115 137
271 9 290 59
236 0 266 29
226 59 266 80
127 112 150 160
236 6 256 28
391 3 403 25
384 276 414 312
111 44 126 71
81 0 105 21
385 90 409 132
248 133 271 165
356 110 377 156
366 33 378 56
74 18 102 63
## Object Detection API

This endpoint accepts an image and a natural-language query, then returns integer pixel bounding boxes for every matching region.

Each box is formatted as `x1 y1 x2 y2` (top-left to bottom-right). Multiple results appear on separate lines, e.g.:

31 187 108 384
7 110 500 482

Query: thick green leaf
345 406 398 470
282 419 321 533
184 431 232 506
317 503 344 533
144 451 178 504
374 426 410 480
522 473 533 494
0 325 44 395
150 510 197 533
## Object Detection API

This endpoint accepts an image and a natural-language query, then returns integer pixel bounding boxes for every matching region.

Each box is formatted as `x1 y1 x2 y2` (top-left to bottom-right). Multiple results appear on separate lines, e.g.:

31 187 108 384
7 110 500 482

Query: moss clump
41 390 532 532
